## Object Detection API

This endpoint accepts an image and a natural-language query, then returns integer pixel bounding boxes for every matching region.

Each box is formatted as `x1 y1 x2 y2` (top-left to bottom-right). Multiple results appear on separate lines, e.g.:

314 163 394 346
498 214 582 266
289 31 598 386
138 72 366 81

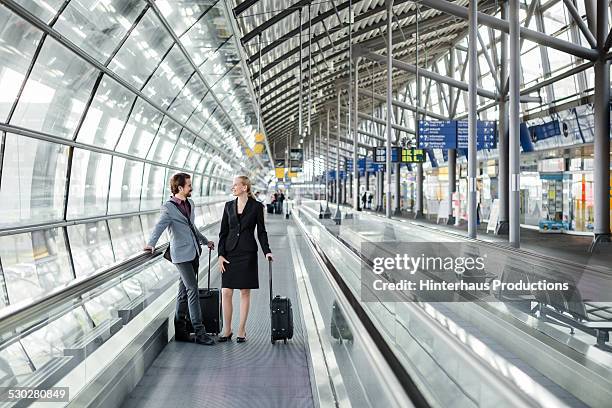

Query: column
394 162 401 215
497 1 510 235
334 90 342 222
325 108 331 216
509 0 521 247
354 56 361 210
447 149 456 224
467 0 478 238
415 164 424 218
592 0 611 249
385 0 393 218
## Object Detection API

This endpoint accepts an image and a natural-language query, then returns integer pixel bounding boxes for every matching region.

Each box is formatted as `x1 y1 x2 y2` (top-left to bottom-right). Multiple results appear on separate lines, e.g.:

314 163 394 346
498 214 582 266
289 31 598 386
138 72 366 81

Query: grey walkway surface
121 215 315 408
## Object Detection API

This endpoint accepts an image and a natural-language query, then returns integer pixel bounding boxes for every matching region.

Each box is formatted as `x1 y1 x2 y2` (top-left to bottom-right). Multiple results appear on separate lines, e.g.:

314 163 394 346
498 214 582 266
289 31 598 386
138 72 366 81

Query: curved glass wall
0 0 263 313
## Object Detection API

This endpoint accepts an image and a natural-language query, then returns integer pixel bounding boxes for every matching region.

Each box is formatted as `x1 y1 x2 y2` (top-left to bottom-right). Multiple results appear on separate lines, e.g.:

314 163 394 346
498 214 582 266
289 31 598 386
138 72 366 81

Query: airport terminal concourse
0 0 611 407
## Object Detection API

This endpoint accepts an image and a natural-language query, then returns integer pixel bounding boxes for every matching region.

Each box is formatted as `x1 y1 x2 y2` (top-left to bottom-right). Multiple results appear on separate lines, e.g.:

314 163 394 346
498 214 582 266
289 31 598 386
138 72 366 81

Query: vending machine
539 173 570 232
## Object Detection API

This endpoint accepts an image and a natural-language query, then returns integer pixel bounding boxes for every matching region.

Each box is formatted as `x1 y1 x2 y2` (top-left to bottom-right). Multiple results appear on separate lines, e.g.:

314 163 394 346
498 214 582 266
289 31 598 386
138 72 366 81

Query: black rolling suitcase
198 249 222 334
269 260 293 344
267 203 274 214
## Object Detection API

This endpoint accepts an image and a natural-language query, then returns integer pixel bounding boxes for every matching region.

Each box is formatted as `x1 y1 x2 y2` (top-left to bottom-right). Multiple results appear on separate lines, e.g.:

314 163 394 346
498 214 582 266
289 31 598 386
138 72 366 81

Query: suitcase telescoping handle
268 259 273 306
195 247 212 290
208 247 211 290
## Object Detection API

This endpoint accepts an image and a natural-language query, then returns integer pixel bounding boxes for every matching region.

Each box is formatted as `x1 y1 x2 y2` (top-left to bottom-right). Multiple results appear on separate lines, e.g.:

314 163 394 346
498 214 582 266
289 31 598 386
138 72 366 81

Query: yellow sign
275 168 285 179
255 132 265 142
254 143 265 154
245 148 254 157
287 171 297 178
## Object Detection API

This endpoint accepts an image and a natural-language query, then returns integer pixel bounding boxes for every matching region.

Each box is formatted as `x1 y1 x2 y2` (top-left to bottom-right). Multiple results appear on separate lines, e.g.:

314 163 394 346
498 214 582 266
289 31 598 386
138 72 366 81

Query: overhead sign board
418 120 497 150
289 148 303 162
373 147 401 163
418 120 457 149
401 148 426 163
529 120 561 142
274 158 285 180
456 120 497 150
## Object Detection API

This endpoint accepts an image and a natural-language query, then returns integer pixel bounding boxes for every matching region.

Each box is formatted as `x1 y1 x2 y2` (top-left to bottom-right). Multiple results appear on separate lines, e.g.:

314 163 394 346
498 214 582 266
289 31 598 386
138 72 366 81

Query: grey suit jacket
147 198 209 264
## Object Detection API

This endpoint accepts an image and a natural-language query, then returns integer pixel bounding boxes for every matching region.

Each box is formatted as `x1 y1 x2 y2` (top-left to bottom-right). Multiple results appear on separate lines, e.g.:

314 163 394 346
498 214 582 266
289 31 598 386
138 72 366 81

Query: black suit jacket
218 197 271 257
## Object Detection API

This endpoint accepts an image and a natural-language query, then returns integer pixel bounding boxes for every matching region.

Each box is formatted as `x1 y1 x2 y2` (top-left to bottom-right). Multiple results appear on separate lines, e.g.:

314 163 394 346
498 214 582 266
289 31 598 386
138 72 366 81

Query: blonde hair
236 175 255 199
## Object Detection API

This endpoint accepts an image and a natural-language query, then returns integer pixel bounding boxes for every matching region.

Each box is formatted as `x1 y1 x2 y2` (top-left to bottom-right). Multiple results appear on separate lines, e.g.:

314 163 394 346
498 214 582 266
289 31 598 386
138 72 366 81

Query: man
273 191 279 213
144 173 215 345
278 190 286 213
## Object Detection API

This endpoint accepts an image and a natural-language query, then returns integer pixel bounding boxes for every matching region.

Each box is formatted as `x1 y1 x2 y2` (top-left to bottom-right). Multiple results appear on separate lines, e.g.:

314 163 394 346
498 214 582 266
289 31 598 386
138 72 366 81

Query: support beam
591 0 611 250
467 0 478 239
298 8 303 138
233 0 260 17
317 119 325 202
353 55 360 211
451 48 468 118
358 48 540 103
325 108 331 216
584 0 597 34
604 27 612 54
562 0 597 49
419 0 599 60
240 0 310 44
447 149 456 224
477 29 501 92
385 0 393 218
345 109 415 135
501 0 542 95
497 1 510 236
334 90 342 221
358 48 498 100
327 135 371 154
272 110 388 146
355 87 448 120
509 0 521 247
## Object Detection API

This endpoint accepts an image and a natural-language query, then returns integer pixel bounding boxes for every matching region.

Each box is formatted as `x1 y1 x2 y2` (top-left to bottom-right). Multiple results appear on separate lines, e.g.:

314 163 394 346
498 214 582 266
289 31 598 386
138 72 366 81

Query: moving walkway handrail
0 212 223 337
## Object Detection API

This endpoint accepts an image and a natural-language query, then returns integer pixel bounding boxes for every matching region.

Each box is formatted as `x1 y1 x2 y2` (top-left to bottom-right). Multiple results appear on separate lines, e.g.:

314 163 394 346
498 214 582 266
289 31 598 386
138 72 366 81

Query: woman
217 176 273 343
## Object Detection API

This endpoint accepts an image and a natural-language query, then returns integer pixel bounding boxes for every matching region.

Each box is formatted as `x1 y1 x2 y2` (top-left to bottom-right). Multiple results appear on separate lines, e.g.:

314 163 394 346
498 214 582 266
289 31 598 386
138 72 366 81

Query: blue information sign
418 120 457 149
327 170 346 180
369 162 384 172
528 120 560 142
457 120 497 149
346 158 377 175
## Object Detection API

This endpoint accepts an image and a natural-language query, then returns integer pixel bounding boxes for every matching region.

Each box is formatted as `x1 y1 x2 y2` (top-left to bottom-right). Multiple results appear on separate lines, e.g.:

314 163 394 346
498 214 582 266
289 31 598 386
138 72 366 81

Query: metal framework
231 0 612 247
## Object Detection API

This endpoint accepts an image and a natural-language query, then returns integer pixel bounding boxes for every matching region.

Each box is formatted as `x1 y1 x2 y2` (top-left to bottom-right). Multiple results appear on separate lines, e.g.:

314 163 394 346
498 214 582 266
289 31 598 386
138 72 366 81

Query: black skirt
222 250 259 289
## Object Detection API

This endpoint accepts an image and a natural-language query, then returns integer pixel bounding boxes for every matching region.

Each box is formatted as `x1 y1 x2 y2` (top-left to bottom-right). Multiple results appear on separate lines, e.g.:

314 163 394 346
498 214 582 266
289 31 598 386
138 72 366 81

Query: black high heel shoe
236 332 246 343
218 332 233 342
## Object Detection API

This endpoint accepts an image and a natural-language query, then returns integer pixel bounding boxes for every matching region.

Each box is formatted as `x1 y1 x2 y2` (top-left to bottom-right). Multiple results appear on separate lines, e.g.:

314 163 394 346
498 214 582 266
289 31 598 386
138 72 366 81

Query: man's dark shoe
194 330 215 345
175 330 192 342
174 314 193 342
